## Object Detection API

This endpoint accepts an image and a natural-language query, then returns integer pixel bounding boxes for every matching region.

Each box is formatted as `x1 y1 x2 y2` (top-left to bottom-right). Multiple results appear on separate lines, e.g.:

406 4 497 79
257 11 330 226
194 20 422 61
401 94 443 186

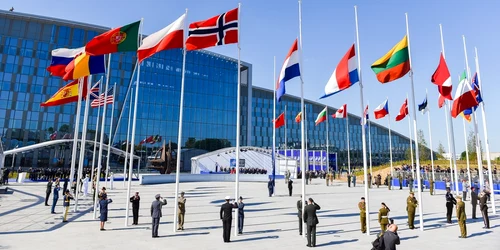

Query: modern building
0 10 413 173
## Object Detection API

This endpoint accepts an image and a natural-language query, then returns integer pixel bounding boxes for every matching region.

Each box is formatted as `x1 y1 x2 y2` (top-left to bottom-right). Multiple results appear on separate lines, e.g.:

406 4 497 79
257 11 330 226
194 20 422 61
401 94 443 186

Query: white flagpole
346 111 351 174
326 107 329 173
406 13 424 231
425 90 435 182
173 9 188 233
69 77 84 189
272 55 276 193
91 76 103 184
104 83 116 188
354 5 370 235
462 35 484 191
125 19 144 226
285 105 287 150
93 54 112 219
474 47 496 214
234 3 242 237
74 75 92 211
368 110 373 176
440 24 459 195
462 117 472 187
299 0 306 239
123 86 133 187
387 100 393 178
407 94 415 178
443 101 453 187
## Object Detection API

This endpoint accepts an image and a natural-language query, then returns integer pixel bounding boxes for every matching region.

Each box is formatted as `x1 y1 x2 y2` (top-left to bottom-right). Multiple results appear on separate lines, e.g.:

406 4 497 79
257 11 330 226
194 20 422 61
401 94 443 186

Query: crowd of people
214 167 268 175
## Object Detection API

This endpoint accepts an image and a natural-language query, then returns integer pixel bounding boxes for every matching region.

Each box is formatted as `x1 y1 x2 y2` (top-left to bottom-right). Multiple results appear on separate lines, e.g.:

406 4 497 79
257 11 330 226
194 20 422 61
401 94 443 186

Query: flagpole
407 93 414 178
234 3 242 237
440 24 459 195
346 111 351 174
69 77 84 191
285 104 288 172
425 89 435 182
104 83 116 188
354 5 370 235
462 35 484 192
406 13 424 231
326 107 329 173
387 100 393 180
74 75 92 211
299 0 306 239
123 86 133 187
125 18 144 226
368 111 373 176
474 47 496 214
93 54 112 219
462 116 472 188
272 55 276 196
111 63 138 144
91 76 103 184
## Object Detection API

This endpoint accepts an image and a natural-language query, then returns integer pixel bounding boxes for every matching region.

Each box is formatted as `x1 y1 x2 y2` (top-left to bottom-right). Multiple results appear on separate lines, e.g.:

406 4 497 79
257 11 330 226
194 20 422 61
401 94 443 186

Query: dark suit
220 202 236 242
268 180 274 197
297 199 303 235
479 194 490 228
288 179 293 196
303 202 321 247
150 198 167 237
446 192 457 223
471 191 478 219
130 195 140 225
45 181 52 206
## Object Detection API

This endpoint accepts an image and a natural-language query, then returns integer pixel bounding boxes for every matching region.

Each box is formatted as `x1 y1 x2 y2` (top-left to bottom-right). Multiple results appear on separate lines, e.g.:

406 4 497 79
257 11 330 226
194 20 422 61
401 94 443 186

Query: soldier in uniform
406 192 418 229
456 196 467 238
358 197 366 233
430 177 435 195
347 173 351 188
408 176 414 192
297 196 303 235
368 173 372 188
220 196 237 242
398 174 403 190
445 188 457 223
177 191 186 230
388 174 392 190
326 172 330 186
378 202 390 235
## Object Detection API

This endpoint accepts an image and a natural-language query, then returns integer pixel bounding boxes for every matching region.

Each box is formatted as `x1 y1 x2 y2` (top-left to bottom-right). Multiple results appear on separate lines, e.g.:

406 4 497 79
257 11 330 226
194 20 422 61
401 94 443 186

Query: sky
5 0 500 153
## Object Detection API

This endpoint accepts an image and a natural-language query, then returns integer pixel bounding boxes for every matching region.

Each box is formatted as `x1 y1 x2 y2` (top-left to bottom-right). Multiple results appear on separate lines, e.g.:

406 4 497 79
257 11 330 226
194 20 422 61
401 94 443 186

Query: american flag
91 85 114 108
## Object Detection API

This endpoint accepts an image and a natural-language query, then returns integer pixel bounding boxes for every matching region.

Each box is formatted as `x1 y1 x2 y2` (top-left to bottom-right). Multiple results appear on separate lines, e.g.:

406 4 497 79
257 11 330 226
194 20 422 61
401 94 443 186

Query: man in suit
445 188 457 223
303 198 321 247
347 173 351 187
479 190 490 229
45 179 53 206
220 196 236 242
288 179 293 196
470 186 478 219
297 196 303 235
129 192 140 225
267 178 274 197
150 194 167 238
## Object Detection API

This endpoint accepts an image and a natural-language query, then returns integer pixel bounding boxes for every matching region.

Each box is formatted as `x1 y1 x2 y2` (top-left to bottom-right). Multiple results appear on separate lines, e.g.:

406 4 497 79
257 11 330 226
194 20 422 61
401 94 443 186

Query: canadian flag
332 104 347 118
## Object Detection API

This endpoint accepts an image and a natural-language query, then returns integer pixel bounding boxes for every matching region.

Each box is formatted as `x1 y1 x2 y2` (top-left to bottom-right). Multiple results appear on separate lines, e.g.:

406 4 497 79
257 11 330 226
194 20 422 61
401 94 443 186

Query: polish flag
137 14 185 62
332 104 347 118
431 53 453 100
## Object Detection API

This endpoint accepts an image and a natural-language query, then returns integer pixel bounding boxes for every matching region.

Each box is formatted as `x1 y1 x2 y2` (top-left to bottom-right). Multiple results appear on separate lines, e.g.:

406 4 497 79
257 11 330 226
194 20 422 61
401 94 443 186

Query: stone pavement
0 179 498 249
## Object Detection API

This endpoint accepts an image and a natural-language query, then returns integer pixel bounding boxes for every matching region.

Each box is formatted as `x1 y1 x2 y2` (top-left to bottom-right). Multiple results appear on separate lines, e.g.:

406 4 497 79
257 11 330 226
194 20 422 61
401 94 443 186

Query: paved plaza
0 180 498 249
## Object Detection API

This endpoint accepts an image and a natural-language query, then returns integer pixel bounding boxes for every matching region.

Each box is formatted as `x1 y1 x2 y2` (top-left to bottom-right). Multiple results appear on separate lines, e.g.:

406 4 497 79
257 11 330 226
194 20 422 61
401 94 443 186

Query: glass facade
0 11 411 171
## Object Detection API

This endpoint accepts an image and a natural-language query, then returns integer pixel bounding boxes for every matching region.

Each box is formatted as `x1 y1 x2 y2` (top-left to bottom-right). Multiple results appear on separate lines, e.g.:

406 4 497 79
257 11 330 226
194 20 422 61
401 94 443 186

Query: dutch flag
276 39 301 102
321 44 359 99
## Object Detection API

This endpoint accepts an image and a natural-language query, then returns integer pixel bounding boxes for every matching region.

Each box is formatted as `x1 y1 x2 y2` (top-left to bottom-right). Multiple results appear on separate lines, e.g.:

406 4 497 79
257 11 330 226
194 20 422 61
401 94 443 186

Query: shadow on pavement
468 231 492 238
231 235 279 242
158 231 210 238
315 239 358 247
400 235 419 241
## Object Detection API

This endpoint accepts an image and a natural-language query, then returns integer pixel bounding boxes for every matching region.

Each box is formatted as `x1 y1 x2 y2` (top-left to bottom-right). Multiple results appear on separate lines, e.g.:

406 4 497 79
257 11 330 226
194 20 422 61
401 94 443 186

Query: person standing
62 190 73 222
129 192 140 225
51 184 60 214
267 178 274 197
352 174 356 187
368 173 372 189
62 177 68 194
456 196 467 238
376 174 381 188
45 179 53 206
220 196 236 243
285 170 290 184
297 196 303 235
462 180 469 201
378 202 390 235
358 197 366 234
430 177 435 195
303 198 320 247
305 171 309 185
408 176 414 192
406 192 418 229
388 174 392 190
382 224 400 250
177 191 186 230
326 172 330 186
398 174 403 190
151 194 167 237
236 196 245 234
347 173 351 188
99 194 113 231
470 186 478 219
479 191 490 229
82 174 90 197
288 179 293 196
445 188 457 223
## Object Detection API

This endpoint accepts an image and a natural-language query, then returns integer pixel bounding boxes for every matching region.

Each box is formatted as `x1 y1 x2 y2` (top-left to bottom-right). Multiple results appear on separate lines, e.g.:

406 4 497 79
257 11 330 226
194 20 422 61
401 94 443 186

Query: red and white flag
438 94 446 109
332 104 347 118
431 53 453 100
395 99 408 121
91 86 114 108
185 8 238 51
137 14 185 62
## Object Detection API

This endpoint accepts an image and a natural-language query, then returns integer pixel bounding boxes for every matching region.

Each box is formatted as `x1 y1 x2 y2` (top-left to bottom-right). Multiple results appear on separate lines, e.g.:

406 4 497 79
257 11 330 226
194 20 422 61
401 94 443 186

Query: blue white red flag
47 47 84 77
374 99 389 119
321 44 359 98
89 80 101 100
276 39 301 102
463 72 482 115
361 105 369 126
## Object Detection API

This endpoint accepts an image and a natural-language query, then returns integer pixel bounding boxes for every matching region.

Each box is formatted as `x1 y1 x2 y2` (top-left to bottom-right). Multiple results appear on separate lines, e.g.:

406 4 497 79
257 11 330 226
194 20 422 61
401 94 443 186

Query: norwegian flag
91 86 114 108
185 8 239 51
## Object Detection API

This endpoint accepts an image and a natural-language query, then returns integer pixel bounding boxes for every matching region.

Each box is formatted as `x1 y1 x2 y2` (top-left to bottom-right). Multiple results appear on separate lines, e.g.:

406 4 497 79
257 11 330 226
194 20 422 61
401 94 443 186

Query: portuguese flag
315 107 328 125
85 20 141 56
371 35 410 83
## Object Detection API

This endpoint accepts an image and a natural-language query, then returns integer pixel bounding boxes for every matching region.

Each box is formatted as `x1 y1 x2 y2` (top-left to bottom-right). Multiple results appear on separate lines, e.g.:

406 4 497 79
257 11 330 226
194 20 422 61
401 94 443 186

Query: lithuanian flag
41 78 88 107
85 20 141 56
371 36 410 83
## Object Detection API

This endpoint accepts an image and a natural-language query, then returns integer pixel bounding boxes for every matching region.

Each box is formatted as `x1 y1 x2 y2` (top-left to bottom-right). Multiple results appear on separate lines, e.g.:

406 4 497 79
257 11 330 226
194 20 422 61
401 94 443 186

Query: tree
59 124 70 133
416 129 430 161
193 138 231 151
185 137 196 148
467 130 483 161
437 142 446 159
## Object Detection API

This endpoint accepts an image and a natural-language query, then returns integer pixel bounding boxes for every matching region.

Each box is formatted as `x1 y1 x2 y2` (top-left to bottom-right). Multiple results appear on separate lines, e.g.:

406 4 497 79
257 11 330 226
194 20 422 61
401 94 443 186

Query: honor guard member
456 196 467 238
378 202 390 234
129 192 140 225
406 192 418 229
398 174 403 190
177 191 186 230
445 188 457 223
358 197 367 233
430 178 435 195
220 196 237 242
479 191 490 229
470 187 478 219
297 195 303 235
236 196 245 234
288 179 294 196
303 198 321 247
150 194 167 238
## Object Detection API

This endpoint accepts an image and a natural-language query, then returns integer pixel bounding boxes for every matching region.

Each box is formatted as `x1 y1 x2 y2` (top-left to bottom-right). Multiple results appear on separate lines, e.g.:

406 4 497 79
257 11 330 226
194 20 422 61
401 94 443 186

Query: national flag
431 53 453 100
361 105 369 126
462 73 483 116
85 20 141 56
273 112 285 129
438 94 446 109
460 112 471 122
451 71 479 118
138 14 185 62
332 104 347 119
140 135 154 145
150 135 160 144
185 8 238 51
321 45 359 98
50 131 58 140
47 47 85 77
315 107 328 125
395 99 409 121
41 78 88 107
295 112 302 123
418 96 428 114
374 99 389 119
63 52 106 81
89 80 101 101
371 35 410 83
276 39 301 102
91 86 114 108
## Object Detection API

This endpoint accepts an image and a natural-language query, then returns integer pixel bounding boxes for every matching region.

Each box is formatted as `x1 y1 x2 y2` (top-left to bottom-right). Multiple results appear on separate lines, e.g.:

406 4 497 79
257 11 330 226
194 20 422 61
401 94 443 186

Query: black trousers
446 203 453 222
222 219 232 242
152 218 160 237
471 204 477 219
132 208 139 224
45 192 51 205
238 215 244 233
463 191 467 201
481 207 490 228
298 218 303 235
289 188 292 196
306 225 316 247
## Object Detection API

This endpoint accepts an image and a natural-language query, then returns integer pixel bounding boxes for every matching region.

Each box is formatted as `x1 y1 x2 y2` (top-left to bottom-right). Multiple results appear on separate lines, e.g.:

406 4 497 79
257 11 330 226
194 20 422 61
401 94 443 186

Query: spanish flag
63 52 105 81
371 36 410 83
41 78 88 107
